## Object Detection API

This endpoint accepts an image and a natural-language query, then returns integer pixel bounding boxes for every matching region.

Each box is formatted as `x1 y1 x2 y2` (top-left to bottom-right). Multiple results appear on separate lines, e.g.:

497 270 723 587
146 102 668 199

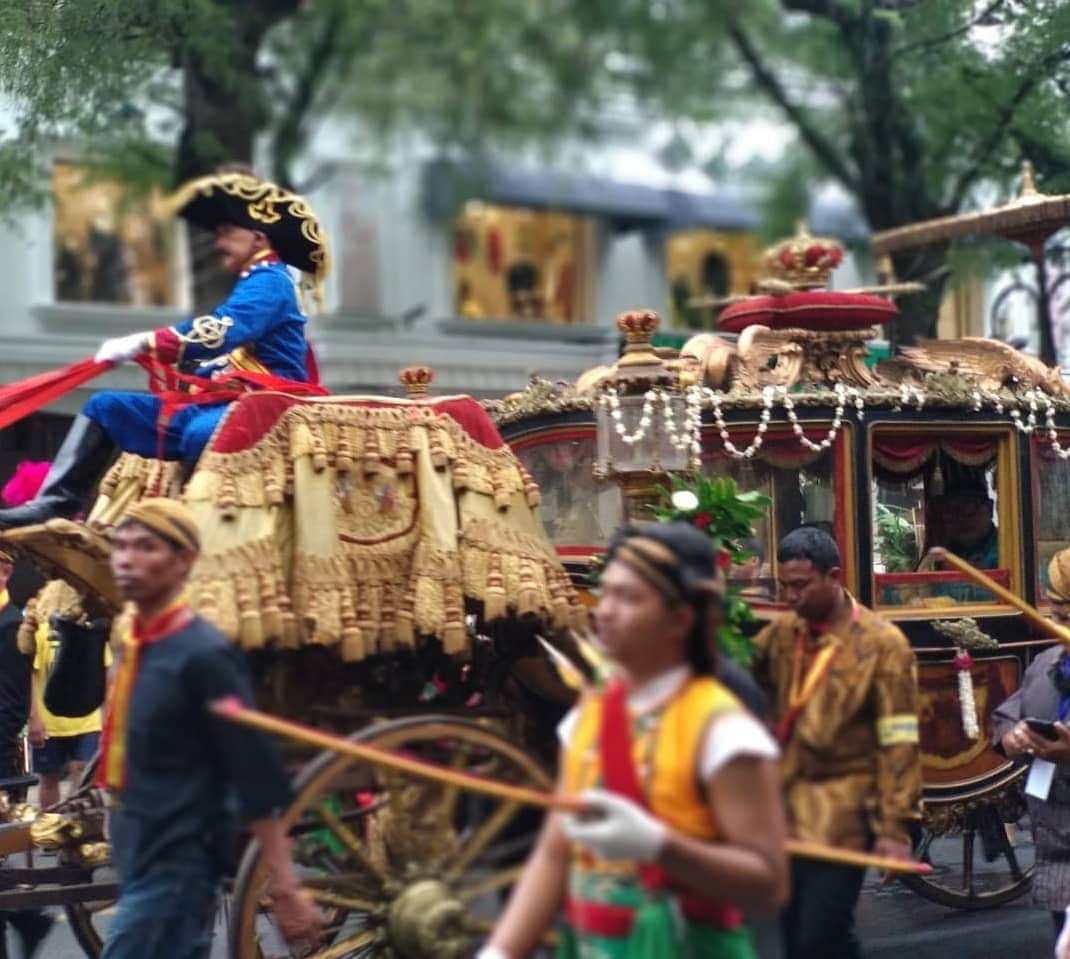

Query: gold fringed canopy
84 395 585 660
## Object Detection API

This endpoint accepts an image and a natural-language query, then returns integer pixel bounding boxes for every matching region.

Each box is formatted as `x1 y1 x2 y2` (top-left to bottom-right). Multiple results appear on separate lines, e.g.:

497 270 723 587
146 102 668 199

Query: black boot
0 415 116 529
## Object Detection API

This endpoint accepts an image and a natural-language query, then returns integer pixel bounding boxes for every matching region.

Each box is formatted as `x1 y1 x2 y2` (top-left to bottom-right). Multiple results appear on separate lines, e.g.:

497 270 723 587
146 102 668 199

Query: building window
52 161 175 306
665 229 759 329
452 202 592 323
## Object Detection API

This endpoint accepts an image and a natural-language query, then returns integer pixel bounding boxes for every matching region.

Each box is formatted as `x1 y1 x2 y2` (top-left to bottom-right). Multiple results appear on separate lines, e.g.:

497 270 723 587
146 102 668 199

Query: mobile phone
1025 717 1060 741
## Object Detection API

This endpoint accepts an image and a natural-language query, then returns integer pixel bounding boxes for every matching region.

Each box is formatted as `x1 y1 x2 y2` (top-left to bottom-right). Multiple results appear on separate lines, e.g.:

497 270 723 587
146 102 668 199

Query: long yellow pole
929 548 1070 647
210 697 932 876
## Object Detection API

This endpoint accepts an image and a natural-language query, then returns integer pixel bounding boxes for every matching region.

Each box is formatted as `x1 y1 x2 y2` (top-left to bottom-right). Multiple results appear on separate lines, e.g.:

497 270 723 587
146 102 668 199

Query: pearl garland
599 382 871 463
601 376 1070 467
600 388 657 446
780 382 861 453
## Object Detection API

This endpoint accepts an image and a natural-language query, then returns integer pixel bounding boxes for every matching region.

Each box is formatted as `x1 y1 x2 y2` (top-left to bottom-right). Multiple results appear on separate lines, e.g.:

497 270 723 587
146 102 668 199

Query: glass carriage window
451 202 593 324
52 161 175 306
871 431 1011 609
514 434 622 549
701 441 836 603
1034 438 1070 604
665 229 760 330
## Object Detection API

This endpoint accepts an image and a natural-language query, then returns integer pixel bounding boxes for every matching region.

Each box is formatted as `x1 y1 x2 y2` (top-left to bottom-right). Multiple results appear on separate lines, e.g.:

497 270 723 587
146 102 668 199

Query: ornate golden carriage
493 295 1070 911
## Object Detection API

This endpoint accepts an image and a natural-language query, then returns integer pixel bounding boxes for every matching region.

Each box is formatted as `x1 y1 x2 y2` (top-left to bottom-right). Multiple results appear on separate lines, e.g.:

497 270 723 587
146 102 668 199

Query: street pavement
856 874 1055 959
22 882 1058 959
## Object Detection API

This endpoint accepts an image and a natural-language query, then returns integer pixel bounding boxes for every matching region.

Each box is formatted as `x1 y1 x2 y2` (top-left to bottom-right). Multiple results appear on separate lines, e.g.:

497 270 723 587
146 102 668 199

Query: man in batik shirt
752 525 921 959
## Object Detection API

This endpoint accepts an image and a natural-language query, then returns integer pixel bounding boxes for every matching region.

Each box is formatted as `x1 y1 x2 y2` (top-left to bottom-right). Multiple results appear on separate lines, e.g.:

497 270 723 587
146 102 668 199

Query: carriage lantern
594 309 692 519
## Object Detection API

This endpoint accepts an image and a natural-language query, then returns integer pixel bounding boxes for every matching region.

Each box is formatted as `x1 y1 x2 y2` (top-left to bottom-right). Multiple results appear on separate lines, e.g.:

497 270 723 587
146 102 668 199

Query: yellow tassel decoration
483 553 508 622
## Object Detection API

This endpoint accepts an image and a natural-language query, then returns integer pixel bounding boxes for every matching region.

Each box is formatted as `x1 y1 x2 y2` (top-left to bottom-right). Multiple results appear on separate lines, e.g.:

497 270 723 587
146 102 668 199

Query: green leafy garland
650 473 771 666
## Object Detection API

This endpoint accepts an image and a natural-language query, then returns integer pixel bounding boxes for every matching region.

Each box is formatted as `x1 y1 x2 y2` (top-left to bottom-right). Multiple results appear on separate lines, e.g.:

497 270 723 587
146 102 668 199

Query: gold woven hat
0 520 121 612
1048 548 1070 604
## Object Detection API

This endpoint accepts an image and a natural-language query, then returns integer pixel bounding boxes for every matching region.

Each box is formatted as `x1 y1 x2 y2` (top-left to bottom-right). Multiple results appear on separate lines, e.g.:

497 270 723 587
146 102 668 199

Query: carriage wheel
66 894 116 959
230 715 555 958
62 756 117 959
900 798 1035 910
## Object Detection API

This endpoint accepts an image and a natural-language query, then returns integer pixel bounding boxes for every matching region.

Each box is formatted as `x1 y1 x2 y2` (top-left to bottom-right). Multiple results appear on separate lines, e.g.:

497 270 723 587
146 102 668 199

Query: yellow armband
877 714 919 746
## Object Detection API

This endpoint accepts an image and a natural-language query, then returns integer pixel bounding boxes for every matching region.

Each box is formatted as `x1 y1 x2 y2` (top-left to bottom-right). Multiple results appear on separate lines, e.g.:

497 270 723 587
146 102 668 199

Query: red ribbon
134 354 328 466
0 358 111 433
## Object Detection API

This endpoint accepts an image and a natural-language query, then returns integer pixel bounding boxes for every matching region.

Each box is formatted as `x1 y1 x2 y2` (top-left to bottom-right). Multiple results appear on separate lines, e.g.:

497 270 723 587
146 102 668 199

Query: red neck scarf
97 597 194 790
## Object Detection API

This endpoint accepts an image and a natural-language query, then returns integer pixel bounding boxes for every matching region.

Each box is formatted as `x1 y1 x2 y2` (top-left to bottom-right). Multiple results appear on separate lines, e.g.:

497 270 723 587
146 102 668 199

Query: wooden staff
210 697 932 876
929 548 1070 647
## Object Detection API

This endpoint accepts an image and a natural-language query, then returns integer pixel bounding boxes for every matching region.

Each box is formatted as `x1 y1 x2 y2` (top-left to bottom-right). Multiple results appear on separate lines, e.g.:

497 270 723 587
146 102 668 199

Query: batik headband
120 498 200 553
614 534 725 604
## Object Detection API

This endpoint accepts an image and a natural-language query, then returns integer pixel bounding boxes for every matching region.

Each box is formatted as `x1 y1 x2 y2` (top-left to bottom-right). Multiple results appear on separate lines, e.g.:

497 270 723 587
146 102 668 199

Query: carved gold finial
398 365 434 396
615 309 662 368
1020 159 1038 198
762 222 844 289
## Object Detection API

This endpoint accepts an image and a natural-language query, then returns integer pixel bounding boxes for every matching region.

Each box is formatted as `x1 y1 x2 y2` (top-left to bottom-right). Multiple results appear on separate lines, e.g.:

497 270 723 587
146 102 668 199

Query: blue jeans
102 859 217 959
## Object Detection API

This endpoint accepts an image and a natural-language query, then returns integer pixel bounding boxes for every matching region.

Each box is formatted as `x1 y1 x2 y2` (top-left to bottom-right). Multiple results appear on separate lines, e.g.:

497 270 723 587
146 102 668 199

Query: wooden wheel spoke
438 745 474 825
914 830 935 863
306 928 379 959
458 864 524 903
314 803 390 886
303 872 381 891
447 801 521 880
306 888 383 914
962 829 975 894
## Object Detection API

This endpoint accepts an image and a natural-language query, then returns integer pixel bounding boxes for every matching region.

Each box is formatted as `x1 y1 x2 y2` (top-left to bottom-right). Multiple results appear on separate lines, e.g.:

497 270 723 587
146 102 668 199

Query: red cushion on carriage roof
718 290 898 334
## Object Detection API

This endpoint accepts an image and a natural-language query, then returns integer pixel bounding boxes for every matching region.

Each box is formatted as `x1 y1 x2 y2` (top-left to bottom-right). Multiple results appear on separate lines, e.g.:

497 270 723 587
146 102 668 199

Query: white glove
561 788 668 862
475 948 511 959
94 331 150 364
1056 906 1070 959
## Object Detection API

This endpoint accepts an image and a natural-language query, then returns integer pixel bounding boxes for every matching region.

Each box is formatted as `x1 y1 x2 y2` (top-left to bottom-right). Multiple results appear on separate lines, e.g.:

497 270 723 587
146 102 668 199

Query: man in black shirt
98 499 320 959
0 550 53 957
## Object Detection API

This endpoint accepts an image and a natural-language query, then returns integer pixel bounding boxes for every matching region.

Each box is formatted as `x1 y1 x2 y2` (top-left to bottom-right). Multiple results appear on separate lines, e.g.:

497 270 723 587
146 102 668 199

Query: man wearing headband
0 171 328 531
993 548 1070 949
752 525 920 958
481 522 787 959
98 498 320 958
0 549 54 956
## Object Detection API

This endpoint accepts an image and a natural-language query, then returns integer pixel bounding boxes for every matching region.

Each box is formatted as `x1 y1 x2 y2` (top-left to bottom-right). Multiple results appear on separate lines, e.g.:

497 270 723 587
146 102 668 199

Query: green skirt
558 871 756 959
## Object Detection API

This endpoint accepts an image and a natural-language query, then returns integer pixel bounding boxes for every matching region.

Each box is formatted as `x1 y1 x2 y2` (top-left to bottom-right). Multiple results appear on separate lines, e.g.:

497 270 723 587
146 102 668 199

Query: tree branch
779 0 857 29
727 20 858 191
949 46 1070 208
269 5 348 187
891 0 1005 58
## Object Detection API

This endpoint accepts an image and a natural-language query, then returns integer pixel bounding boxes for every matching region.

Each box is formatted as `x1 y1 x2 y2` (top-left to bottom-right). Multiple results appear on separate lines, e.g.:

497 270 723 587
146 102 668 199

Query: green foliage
616 0 1070 343
874 503 918 573
651 473 771 666
0 0 622 215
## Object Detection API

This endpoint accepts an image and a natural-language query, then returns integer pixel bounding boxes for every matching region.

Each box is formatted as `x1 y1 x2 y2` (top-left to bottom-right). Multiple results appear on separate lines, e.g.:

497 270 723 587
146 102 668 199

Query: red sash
134 354 328 466
589 676 743 931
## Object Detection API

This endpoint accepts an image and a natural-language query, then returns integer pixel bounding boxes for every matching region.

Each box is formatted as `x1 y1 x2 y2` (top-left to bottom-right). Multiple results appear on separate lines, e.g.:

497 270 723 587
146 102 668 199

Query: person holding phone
991 548 1070 943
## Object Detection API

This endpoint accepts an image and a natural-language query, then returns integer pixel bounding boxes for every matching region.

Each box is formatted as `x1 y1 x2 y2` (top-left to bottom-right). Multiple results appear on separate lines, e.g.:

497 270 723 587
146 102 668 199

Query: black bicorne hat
161 172 330 285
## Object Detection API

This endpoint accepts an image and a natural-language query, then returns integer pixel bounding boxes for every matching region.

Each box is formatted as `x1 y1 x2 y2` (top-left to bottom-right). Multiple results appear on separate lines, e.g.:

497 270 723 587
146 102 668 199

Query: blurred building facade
0 107 869 472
